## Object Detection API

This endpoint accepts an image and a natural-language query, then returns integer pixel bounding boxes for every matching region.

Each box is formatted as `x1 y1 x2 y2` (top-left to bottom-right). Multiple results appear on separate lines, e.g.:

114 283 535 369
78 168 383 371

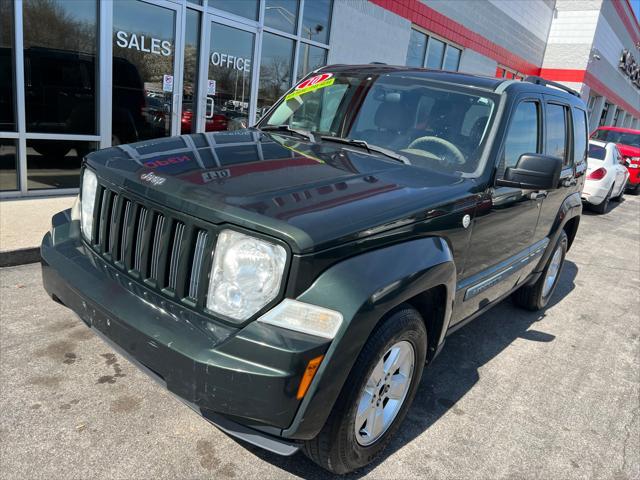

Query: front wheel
513 230 568 311
303 305 427 474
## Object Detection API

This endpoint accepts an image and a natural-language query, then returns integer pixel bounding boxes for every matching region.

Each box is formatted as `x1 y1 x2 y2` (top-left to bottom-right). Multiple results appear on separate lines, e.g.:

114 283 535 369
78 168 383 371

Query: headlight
206 230 287 321
258 299 343 339
80 169 98 240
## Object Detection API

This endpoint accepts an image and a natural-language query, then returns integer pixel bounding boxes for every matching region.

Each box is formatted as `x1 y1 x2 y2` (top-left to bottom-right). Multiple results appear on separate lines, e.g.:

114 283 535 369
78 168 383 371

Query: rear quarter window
588 143 606 160
572 108 587 164
546 103 570 166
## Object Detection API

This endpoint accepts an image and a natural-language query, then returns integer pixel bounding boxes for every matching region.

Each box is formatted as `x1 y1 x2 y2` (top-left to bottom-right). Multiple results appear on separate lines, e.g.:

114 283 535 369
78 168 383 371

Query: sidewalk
0 196 75 267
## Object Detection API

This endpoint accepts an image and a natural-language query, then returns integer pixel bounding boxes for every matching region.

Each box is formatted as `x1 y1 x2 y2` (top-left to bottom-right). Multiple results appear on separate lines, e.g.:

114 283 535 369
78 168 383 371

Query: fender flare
533 191 582 275
282 236 456 440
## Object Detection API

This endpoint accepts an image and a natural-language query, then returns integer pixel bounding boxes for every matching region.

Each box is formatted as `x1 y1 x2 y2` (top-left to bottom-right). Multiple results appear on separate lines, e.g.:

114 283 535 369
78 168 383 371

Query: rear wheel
612 183 624 202
303 305 427 474
513 230 568 311
592 186 613 214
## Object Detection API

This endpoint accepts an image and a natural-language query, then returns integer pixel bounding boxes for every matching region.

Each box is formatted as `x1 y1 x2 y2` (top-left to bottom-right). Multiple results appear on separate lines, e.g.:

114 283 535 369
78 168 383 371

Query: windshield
261 72 497 174
592 129 640 148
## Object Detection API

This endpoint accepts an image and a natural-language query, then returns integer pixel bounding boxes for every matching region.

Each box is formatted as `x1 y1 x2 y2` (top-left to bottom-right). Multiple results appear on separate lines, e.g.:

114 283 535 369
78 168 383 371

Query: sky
631 0 640 24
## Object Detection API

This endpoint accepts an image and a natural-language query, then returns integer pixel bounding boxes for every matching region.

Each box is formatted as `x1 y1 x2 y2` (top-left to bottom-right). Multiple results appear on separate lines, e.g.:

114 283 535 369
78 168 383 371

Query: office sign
210 52 251 72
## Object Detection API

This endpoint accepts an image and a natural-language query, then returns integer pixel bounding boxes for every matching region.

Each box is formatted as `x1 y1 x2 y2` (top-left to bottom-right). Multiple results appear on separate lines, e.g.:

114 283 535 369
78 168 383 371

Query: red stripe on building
369 0 540 75
538 69 586 83
613 0 640 45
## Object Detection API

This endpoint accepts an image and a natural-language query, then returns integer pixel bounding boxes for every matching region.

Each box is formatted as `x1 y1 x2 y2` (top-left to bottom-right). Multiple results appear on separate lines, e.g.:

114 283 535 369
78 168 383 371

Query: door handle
530 191 547 200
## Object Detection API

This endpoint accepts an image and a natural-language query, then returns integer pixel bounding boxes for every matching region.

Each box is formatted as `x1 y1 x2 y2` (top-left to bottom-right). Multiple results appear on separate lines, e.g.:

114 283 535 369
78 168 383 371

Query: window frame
544 100 572 168
571 106 588 167
497 97 543 179
405 26 463 72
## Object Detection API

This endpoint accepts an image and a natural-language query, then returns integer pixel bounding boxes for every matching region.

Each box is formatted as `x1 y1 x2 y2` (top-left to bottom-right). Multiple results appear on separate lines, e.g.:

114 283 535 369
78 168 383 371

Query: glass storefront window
0 140 18 191
425 37 445 69
26 140 97 190
406 29 427 67
208 23 255 131
112 0 176 144
181 9 201 135
442 45 461 71
301 0 332 44
258 33 294 119
0 0 15 132
297 43 327 80
23 0 98 135
264 0 299 34
210 0 258 21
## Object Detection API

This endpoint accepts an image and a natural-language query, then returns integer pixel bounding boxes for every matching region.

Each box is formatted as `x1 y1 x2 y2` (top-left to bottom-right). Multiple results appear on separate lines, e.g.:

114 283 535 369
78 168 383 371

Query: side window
502 101 539 172
572 108 587 165
546 103 569 165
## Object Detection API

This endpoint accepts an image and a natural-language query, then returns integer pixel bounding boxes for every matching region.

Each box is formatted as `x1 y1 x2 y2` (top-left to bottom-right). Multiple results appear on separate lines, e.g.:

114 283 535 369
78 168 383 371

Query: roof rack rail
524 76 580 97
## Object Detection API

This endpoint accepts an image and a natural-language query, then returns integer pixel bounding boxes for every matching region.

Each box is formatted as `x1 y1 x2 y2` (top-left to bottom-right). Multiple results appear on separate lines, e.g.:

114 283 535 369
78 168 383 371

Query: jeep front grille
89 184 214 308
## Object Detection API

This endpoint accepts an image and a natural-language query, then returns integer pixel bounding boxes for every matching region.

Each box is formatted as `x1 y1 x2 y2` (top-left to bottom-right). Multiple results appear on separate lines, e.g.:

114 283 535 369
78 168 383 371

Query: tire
612 184 624 202
31 140 72 158
303 305 427 474
513 230 568 311
627 184 640 195
592 186 613 214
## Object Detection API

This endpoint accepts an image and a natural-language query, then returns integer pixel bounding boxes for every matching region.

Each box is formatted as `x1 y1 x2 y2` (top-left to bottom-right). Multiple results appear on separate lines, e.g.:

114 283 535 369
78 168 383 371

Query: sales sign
115 30 172 56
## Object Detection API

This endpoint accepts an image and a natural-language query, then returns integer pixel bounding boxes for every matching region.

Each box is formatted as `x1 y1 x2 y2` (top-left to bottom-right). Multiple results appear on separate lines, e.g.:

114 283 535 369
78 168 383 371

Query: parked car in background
591 126 640 194
582 140 629 213
180 102 228 133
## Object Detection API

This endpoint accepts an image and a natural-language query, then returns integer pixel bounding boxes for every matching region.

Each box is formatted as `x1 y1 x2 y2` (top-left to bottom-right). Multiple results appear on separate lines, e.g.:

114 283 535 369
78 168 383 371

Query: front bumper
41 210 331 453
626 167 640 186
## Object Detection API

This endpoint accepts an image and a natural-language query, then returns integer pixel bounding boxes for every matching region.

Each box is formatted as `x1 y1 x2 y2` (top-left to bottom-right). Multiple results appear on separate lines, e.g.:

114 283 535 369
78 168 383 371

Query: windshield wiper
320 136 409 165
260 124 315 142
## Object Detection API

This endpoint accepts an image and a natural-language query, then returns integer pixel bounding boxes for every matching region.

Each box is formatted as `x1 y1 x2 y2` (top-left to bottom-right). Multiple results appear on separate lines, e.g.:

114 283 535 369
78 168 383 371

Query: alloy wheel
354 340 415 446
542 247 563 298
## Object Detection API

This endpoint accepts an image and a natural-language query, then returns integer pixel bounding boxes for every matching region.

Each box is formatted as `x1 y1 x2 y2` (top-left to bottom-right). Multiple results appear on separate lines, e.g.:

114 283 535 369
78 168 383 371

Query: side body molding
282 236 456 440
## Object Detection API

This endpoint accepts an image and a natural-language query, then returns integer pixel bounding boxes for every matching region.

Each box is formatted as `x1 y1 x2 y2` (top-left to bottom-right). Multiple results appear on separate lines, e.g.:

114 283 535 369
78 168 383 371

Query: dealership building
0 0 638 197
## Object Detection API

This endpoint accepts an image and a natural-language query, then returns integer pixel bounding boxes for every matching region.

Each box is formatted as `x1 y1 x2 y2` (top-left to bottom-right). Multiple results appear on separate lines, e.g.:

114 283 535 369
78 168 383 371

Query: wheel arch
535 191 582 271
403 284 449 362
283 236 456 440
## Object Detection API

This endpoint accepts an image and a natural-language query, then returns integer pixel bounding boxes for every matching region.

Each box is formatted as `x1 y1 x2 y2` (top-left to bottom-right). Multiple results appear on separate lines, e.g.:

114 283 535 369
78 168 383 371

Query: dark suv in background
42 66 586 474
0 47 165 155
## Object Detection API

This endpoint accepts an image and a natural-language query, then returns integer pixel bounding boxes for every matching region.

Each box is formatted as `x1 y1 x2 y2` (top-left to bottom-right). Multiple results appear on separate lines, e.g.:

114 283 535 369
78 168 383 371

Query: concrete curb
0 247 41 268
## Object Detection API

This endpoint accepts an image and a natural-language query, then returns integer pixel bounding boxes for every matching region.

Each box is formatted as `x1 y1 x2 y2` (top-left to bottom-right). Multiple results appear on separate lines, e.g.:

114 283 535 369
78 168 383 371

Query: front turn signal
296 355 324 400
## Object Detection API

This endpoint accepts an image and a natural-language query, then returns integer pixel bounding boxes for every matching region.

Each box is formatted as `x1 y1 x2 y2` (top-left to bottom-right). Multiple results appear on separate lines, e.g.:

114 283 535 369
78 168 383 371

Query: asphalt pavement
1 195 639 480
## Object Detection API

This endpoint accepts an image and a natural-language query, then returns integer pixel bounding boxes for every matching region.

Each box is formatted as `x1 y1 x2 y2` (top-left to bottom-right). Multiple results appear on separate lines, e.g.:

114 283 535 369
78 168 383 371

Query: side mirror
496 153 563 190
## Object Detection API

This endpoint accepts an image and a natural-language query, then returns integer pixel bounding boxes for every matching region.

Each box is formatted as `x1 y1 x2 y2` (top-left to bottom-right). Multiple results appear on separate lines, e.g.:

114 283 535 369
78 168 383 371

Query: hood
86 130 471 253
617 144 640 158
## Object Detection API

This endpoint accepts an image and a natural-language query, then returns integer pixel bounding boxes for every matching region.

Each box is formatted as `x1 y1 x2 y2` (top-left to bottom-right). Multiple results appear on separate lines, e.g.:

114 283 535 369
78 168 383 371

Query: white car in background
582 140 630 214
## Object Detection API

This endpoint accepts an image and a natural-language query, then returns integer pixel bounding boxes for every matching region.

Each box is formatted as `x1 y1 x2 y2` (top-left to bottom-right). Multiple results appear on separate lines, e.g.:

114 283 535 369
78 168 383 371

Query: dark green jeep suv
41 65 587 474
